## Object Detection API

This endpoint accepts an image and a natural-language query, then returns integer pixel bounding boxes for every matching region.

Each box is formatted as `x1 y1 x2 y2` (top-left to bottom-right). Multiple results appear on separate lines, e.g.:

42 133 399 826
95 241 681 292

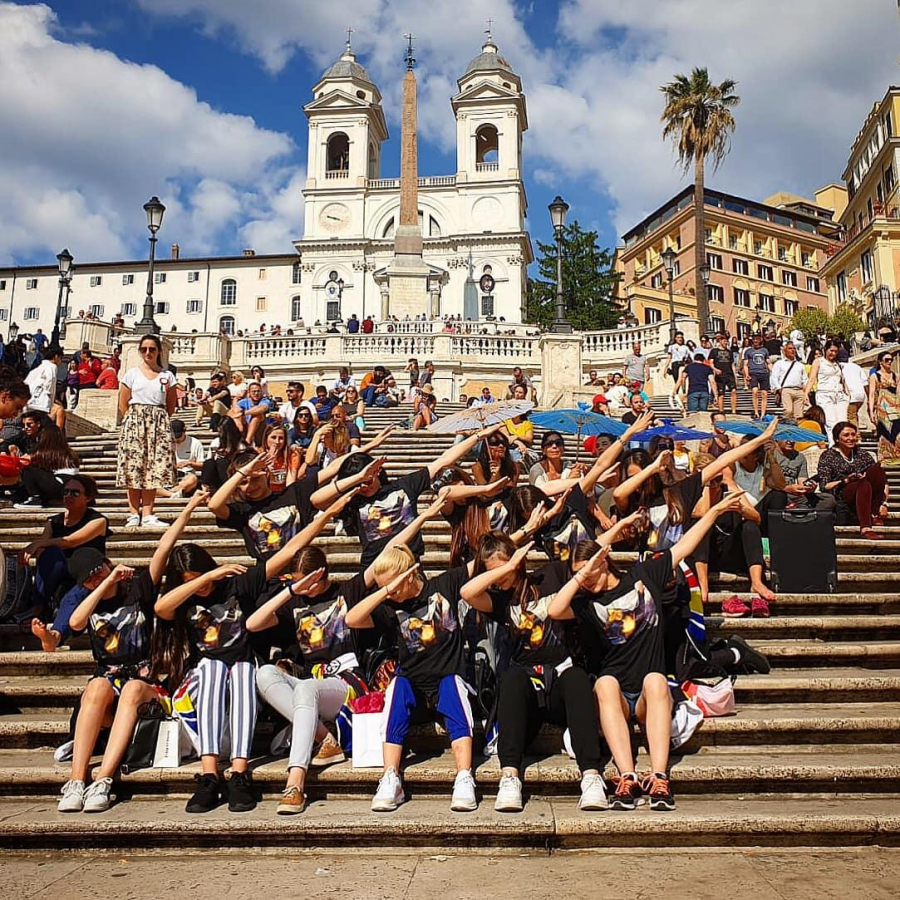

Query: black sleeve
672 472 704 518
49 512 64 538
398 467 431 502
217 500 249 532
128 569 158 618
634 550 675 598
565 484 591 519
342 572 368 609
533 561 569 599
432 565 470 612
233 564 270 615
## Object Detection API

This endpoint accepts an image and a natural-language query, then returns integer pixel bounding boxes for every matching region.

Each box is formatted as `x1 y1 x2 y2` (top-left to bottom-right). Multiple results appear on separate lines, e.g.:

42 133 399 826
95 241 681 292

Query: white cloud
0 2 301 264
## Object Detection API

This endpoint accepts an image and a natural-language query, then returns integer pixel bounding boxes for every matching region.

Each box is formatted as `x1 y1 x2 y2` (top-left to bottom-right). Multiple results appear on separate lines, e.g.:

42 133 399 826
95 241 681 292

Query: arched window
475 124 499 168
381 217 395 239
291 296 303 321
291 261 302 285
219 315 235 336
326 132 350 176
429 216 442 237
220 279 237 305
368 142 378 179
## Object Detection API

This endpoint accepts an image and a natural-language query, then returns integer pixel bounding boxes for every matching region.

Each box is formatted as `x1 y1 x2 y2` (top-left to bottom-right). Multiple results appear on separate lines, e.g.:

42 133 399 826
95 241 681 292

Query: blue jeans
360 386 377 405
35 547 88 640
687 391 710 412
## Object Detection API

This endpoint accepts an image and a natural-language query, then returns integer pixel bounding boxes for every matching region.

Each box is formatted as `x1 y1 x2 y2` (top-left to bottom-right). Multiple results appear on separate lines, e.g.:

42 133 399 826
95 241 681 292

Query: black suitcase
768 507 838 593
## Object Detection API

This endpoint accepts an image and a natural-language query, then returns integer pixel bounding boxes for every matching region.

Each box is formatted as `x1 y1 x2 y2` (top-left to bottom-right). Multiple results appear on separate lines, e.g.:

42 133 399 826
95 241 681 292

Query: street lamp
661 245 677 341
697 262 716 334
548 195 572 334
9 322 19 341
137 196 165 332
765 318 776 333
53 248 74 346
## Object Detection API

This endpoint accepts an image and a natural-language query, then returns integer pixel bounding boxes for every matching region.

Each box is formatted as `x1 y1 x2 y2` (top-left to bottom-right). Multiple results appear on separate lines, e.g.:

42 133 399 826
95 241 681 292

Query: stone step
0 795 897 851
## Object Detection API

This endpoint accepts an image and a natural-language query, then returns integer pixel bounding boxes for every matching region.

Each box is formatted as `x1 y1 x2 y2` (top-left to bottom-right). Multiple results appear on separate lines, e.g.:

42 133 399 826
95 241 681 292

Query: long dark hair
335 452 388 534
0 364 30 400
30 425 79 471
475 430 518 484
216 417 244 459
506 484 548 533
472 531 532 611
444 467 490 568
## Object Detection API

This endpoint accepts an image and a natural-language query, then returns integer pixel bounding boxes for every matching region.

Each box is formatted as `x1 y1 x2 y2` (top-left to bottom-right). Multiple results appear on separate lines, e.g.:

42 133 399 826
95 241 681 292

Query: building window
728 235 740 250
220 279 237 305
734 288 750 307
867 197 874 221
188 271 200 283
0 280 6 291
326 300 341 322
475 124 499 167
709 316 725 334
778 246 788 262
23 307 40 320
759 293 776 313
90 276 102 287
801 251 812 268
155 301 169 315
291 296 303 321
120 303 136 317
122 274 134 285
836 271 847 303
187 299 202 314
644 307 662 324
26 278 38 290
861 250 873 283
220 315 235 336
256 296 267 312
737 322 751 339
481 294 495 317
89 304 104 318
292 261 302 285
784 299 799 317
754 240 764 256
732 259 749 275
707 253 723 270
707 284 724 303
806 276 820 292
757 264 773 281
326 132 350 175
885 163 895 193
782 270 798 287
258 268 267 280
155 272 166 284
651 272 664 289
0 309 8 320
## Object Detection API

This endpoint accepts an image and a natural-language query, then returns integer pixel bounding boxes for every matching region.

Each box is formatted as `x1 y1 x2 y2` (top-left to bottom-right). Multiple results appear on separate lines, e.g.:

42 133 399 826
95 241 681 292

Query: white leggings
185 658 258 760
818 391 849 444
256 664 348 771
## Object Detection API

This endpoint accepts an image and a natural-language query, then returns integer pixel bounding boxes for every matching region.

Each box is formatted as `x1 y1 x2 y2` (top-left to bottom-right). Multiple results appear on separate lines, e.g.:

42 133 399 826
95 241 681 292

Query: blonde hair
373 544 415 579
232 371 244 383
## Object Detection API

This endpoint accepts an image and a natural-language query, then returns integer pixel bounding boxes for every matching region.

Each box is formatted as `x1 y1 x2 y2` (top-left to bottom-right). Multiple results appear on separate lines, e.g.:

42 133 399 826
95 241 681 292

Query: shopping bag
351 712 384 768
152 718 182 768
681 678 735 717
670 698 704 748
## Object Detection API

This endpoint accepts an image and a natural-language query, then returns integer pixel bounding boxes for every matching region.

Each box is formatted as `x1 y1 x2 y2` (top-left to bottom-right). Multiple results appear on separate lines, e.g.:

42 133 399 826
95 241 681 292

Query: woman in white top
116 334 177 528
804 341 848 444
249 366 269 398
228 372 248 403
24 344 66 429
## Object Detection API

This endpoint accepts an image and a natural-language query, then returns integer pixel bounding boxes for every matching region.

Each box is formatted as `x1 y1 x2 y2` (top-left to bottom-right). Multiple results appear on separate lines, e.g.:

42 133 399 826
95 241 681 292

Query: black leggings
696 512 764 573
20 467 64 505
497 664 601 774
200 457 230 492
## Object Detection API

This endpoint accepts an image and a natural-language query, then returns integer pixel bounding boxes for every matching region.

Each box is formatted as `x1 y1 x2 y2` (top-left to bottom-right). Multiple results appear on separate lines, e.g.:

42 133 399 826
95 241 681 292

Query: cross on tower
404 33 415 70
485 18 494 40
345 26 354 52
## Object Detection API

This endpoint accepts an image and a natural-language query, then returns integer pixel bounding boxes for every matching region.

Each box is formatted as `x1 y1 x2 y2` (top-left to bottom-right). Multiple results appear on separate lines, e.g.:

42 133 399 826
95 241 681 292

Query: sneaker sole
58 804 84 813
228 801 257 813
83 803 111 813
276 804 305 816
721 611 750 618
577 799 608 811
371 795 404 812
608 800 637 811
310 752 345 767
494 801 524 812
450 798 478 812
649 799 676 811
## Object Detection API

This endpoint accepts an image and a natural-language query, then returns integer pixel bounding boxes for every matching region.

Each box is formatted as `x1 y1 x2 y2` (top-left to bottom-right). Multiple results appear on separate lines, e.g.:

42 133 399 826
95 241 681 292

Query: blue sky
1 1 898 269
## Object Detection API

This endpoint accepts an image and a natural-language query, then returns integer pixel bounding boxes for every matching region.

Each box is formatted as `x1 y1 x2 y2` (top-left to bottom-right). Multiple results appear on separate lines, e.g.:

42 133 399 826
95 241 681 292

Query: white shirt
331 376 356 393
770 357 805 390
840 361 868 403
174 436 205 471
228 382 247 400
25 360 58 412
607 384 630 411
121 367 175 406
278 398 317 424
668 343 692 363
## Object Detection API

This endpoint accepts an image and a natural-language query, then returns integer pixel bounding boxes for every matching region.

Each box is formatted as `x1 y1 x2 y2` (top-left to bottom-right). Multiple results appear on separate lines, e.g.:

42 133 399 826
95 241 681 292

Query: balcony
368 175 457 190
325 170 349 180
475 162 499 173
825 205 900 259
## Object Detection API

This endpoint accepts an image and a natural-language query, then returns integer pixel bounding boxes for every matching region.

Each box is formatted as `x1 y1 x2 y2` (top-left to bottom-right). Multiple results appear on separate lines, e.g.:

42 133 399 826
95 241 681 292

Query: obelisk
384 34 431 318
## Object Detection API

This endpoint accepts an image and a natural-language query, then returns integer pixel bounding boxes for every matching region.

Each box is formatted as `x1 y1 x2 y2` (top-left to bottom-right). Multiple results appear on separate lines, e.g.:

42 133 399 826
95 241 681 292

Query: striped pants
183 658 258 760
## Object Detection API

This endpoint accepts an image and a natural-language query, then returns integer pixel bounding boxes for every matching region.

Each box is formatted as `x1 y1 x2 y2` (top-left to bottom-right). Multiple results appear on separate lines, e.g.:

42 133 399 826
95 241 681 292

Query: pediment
452 81 519 104
305 90 371 113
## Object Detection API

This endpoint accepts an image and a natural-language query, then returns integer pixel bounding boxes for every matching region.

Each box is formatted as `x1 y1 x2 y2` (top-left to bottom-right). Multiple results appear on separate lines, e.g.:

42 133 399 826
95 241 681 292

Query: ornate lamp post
52 248 73 346
136 196 165 332
661 245 677 341
548 195 572 334
698 262 713 333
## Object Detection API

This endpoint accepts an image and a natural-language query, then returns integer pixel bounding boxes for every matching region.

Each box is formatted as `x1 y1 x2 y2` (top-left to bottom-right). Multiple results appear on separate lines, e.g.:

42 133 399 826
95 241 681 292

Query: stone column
538 332 583 408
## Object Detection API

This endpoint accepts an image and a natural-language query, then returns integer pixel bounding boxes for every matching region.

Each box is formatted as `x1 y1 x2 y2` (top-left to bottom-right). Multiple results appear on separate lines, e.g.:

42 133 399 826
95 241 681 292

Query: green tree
526 221 621 331
828 304 865 338
789 306 829 341
660 67 740 331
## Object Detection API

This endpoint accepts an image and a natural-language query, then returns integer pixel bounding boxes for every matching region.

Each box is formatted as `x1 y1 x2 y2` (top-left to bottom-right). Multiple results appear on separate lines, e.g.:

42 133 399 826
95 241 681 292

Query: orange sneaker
310 733 345 767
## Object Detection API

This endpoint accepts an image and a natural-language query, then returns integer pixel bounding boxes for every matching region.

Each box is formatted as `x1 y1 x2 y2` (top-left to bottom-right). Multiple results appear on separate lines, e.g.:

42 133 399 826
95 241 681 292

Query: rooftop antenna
345 26 354 53
404 32 415 70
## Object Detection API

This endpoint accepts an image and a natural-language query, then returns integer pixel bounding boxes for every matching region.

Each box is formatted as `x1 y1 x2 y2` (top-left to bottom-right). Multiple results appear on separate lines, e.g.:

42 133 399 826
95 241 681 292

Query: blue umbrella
720 418 825 443
630 417 715 442
531 409 629 462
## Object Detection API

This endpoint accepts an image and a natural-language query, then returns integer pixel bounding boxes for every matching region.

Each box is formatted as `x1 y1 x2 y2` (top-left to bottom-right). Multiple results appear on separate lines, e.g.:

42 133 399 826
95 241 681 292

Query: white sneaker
371 767 405 812
58 779 85 812
83 777 114 812
577 772 608 811
269 724 291 756
494 773 523 812
450 769 477 812
123 514 140 529
54 739 75 763
668 395 676 409
141 514 168 529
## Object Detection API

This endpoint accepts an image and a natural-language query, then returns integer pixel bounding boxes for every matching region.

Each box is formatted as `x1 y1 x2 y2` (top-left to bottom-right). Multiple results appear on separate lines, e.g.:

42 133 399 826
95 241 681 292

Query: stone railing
449 335 536 359
367 175 457 190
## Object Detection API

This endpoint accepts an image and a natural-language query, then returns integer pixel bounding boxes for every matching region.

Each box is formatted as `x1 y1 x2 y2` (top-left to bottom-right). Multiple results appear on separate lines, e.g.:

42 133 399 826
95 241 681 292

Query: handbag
681 677 735 717
122 698 177 773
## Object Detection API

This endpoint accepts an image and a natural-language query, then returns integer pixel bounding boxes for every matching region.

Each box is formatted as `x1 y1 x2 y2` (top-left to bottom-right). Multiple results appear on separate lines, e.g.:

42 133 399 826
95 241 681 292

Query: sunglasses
297 412 312 418
544 439 564 448
62 488 84 497
139 346 158 353
487 438 508 447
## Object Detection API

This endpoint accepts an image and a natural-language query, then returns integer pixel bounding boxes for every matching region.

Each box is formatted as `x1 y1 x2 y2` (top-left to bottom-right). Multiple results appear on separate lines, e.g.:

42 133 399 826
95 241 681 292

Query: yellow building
820 86 900 328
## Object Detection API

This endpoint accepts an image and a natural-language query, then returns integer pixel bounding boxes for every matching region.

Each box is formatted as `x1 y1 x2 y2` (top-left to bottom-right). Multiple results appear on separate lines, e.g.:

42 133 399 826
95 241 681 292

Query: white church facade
0 38 533 337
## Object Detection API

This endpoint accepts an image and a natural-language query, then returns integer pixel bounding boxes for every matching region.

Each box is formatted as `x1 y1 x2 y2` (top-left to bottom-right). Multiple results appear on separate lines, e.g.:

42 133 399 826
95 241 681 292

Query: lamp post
874 284 896 331
661 245 677 341
53 248 73 346
137 196 165 333
9 322 19 342
698 262 713 333
548 195 572 334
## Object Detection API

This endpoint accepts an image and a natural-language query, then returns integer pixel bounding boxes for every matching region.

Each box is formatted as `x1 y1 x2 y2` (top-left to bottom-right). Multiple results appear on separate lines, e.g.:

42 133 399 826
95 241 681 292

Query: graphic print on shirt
508 594 559 650
396 591 457 654
360 489 414 542
90 605 147 660
592 580 657 645
292 597 349 655
248 503 300 554
544 516 592 561
487 498 509 532
188 595 244 653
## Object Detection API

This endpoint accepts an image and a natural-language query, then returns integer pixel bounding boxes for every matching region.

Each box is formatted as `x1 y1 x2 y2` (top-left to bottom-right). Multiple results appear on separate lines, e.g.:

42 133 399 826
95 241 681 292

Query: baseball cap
593 394 608 405
67 548 108 587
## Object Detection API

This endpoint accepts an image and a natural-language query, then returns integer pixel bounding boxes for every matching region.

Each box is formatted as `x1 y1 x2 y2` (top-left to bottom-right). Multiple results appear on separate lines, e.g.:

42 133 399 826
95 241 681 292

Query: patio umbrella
426 400 534 434
630 417 715 443
719 418 826 443
530 409 629 461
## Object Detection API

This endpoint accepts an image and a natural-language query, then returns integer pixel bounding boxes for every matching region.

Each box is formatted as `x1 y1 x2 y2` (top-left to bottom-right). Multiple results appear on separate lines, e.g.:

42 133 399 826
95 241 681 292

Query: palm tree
660 68 739 331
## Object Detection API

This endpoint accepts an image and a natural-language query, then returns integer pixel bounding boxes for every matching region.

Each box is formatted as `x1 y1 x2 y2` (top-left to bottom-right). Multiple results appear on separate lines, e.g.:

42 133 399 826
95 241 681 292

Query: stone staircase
1 395 899 852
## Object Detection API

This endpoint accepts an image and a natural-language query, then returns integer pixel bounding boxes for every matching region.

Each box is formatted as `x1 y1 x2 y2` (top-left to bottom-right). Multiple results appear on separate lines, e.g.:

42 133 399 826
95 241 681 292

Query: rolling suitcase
768 507 838 593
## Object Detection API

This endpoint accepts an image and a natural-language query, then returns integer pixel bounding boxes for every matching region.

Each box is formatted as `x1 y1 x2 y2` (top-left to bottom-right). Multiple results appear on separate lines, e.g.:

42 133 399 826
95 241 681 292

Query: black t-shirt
354 468 431 567
541 484 596 562
88 569 156 668
572 550 673 693
50 508 109 556
685 362 712 394
184 564 268 667
644 472 704 552
277 572 368 672
218 469 319 559
386 566 469 693
765 337 782 357
712 347 734 377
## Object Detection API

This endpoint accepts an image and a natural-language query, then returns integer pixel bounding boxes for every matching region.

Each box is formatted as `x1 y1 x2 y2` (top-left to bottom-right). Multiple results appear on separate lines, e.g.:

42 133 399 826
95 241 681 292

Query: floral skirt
875 387 900 467
116 403 176 489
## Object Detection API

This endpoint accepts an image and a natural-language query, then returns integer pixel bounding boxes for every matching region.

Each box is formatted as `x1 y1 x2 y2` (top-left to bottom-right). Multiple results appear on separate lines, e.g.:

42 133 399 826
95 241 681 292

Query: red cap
593 394 608 405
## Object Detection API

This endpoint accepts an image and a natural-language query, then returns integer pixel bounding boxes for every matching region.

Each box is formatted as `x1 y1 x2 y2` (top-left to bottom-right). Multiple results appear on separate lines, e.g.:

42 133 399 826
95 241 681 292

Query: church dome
464 40 515 76
321 50 373 84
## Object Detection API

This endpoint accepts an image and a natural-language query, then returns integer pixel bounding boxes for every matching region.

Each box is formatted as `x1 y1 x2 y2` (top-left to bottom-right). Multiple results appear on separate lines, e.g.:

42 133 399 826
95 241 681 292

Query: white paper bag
351 711 385 768
153 718 183 768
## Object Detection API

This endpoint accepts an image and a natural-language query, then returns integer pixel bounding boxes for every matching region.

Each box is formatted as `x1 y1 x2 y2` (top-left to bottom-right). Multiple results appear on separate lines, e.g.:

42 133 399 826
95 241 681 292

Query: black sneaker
728 635 771 675
227 770 256 812
185 773 221 814
609 774 641 810
13 497 44 509
641 773 675 811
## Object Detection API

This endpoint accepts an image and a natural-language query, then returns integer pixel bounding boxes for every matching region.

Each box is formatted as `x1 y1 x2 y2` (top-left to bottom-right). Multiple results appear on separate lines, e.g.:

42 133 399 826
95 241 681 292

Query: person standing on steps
662 331 691 409
804 340 849 443
770 341 806 420
676 352 718 412
711 332 738 416
869 351 900 467
622 341 650 395
742 333 772 419
116 334 177 529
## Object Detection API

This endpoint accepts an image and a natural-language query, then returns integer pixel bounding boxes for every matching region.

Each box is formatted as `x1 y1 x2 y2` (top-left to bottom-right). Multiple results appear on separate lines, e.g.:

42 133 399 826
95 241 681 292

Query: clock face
319 203 351 234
